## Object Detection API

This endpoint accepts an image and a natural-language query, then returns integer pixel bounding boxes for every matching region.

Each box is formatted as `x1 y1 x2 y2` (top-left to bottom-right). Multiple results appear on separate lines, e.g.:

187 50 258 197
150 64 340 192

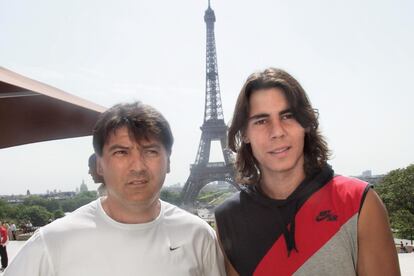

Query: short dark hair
93 102 173 157
88 153 104 184
228 68 329 184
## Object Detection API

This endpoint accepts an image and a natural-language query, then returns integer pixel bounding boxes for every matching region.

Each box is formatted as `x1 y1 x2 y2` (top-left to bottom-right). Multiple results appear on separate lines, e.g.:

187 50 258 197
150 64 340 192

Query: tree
160 189 181 205
61 191 97 212
18 205 52 227
0 199 7 219
44 200 61 213
376 164 414 240
53 209 65 220
23 195 61 212
0 199 17 221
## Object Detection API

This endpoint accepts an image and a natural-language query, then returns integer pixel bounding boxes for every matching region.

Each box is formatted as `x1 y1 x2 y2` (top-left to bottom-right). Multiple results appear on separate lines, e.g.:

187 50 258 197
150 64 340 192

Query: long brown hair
228 68 329 184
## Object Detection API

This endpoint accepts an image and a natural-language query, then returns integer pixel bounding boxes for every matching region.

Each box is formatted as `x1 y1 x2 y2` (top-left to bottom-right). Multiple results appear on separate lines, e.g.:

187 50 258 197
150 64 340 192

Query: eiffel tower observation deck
181 1 239 207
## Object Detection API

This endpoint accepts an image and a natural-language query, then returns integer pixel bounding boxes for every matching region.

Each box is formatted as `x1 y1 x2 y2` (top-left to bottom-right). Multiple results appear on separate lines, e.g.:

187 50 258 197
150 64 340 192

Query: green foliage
53 209 65 220
0 191 98 227
0 199 7 218
60 200 79 213
60 191 97 212
0 199 16 221
23 195 47 207
160 189 182 205
376 164 414 239
208 192 234 206
78 191 98 198
18 205 52 227
23 195 61 212
198 191 222 203
197 190 234 206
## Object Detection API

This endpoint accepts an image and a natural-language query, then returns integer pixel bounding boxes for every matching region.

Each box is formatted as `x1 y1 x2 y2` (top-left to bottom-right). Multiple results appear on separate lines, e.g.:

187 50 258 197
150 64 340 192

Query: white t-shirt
4 199 225 276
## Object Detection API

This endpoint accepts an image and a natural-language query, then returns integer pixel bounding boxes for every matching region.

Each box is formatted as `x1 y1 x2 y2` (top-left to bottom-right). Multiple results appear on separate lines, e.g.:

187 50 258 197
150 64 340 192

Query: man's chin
124 195 159 207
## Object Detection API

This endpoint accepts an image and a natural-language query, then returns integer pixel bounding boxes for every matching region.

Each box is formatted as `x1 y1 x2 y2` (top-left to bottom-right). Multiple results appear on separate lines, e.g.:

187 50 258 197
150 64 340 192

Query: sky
1 0 413 195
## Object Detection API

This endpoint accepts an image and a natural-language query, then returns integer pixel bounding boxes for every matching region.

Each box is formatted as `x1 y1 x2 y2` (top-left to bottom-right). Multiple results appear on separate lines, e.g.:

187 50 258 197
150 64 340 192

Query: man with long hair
215 68 399 275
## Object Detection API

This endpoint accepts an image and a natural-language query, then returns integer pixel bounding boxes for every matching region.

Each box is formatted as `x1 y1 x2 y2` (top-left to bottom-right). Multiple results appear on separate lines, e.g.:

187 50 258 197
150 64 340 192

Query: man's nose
269 119 286 139
129 150 147 171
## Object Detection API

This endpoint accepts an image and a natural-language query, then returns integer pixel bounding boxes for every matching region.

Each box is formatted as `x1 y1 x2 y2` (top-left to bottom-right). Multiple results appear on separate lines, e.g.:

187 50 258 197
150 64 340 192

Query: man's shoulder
162 201 206 223
323 175 370 212
332 175 367 185
329 175 370 193
42 199 99 234
161 201 214 233
214 191 242 217
11 206 95 263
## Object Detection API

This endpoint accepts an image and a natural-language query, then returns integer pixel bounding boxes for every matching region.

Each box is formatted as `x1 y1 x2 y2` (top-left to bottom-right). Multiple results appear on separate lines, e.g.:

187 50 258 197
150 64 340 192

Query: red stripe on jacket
254 176 367 276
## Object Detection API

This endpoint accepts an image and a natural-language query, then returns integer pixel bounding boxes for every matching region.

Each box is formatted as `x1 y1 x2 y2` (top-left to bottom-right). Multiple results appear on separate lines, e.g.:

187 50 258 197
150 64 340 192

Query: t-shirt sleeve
201 228 225 276
4 229 54 276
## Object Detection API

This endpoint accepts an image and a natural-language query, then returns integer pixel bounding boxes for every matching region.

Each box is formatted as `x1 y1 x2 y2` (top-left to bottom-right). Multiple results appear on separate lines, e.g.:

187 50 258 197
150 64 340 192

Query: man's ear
96 157 104 176
167 157 171 174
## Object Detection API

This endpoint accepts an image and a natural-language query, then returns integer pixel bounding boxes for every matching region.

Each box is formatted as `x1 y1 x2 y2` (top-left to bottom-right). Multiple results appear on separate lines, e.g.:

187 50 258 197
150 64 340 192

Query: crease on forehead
106 125 160 146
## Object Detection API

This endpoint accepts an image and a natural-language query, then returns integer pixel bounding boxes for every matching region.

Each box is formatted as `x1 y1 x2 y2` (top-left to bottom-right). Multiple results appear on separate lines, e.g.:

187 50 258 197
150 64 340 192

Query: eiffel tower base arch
181 164 239 208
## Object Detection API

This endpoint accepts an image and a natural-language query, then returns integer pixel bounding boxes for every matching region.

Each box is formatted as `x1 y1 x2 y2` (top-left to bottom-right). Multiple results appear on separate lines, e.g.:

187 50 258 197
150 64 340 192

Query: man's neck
101 197 161 224
260 168 306 200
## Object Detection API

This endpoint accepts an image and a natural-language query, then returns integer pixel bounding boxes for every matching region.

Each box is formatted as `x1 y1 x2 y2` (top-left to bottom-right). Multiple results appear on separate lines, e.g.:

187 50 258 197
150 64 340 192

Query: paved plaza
1 241 413 275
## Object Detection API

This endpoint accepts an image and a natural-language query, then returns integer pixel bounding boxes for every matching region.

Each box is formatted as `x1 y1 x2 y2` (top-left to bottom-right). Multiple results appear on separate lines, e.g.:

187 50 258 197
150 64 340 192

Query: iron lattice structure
181 1 239 206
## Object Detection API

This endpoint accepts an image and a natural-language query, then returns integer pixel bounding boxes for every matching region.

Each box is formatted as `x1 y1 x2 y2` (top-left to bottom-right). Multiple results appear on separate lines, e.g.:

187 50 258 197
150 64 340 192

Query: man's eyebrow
140 143 162 150
108 144 130 152
248 113 269 121
280 108 293 115
248 108 292 121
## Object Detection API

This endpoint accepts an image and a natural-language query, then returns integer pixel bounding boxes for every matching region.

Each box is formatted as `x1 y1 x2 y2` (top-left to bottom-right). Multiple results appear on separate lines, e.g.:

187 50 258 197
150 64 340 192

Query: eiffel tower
181 0 239 206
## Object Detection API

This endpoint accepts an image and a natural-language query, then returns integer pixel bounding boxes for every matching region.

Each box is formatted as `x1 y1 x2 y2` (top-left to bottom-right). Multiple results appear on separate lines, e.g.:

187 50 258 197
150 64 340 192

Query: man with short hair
5 102 225 276
0 221 8 272
215 68 400 275
88 153 106 196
